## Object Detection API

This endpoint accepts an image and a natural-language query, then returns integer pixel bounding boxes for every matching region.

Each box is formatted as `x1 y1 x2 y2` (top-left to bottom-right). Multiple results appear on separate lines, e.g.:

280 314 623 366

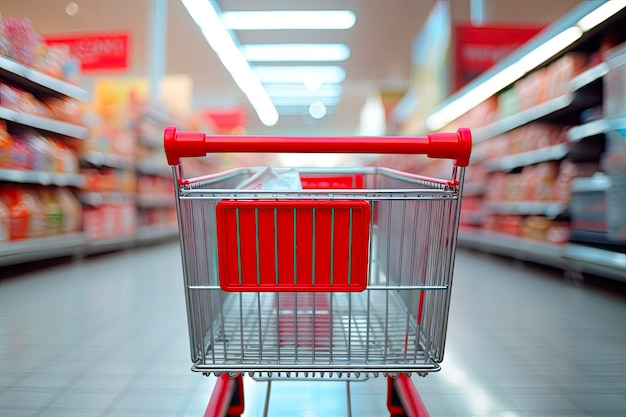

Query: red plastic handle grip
164 126 472 167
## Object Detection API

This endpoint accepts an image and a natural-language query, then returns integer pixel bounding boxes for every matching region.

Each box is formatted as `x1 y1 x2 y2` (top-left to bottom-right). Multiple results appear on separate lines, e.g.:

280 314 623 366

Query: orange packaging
0 187 30 240
0 198 11 241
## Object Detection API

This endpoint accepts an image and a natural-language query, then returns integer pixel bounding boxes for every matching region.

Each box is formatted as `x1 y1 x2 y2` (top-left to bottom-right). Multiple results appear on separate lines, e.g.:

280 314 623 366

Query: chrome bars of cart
170 164 466 376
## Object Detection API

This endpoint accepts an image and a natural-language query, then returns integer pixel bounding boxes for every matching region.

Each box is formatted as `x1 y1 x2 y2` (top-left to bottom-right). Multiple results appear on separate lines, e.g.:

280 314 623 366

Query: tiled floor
1 243 625 417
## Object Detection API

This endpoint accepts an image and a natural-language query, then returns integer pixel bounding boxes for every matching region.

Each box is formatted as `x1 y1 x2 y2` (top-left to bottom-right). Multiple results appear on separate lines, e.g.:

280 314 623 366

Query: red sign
45 33 130 71
454 24 544 90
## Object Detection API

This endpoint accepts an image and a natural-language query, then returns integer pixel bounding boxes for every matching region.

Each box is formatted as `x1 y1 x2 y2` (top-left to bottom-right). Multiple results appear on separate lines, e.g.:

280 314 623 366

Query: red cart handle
164 126 472 167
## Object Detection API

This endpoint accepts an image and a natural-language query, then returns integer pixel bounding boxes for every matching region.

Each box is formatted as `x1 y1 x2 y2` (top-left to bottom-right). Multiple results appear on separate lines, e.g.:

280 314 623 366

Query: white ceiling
1 0 581 135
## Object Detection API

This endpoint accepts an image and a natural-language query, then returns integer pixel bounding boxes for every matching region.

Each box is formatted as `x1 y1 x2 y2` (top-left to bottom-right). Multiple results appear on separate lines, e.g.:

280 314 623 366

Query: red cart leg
386 374 430 417
204 374 245 417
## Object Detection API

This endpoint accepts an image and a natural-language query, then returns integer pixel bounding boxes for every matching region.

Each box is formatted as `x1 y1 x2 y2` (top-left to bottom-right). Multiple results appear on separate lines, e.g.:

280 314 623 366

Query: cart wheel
386 374 430 417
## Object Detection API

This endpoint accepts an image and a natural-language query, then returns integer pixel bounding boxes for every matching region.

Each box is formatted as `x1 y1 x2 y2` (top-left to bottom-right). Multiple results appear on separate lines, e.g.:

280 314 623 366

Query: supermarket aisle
1 243 625 417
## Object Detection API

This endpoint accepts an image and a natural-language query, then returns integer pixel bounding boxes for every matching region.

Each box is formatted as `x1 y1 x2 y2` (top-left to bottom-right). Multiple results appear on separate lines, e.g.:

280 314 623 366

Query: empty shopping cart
164 127 472 417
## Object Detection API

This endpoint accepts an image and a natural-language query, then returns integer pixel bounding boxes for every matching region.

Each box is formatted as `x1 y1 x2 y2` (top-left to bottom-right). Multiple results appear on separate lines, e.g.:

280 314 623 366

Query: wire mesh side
176 168 462 374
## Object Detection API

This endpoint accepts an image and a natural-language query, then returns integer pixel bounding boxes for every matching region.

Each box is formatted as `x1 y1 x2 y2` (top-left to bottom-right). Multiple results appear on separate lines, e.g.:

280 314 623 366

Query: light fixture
65 2 79 16
264 83 343 98
517 26 582 71
309 102 328 119
274 105 336 116
426 63 525 131
304 74 324 92
254 66 346 84
271 96 340 107
221 10 356 30
180 0 278 126
241 44 350 62
577 0 626 31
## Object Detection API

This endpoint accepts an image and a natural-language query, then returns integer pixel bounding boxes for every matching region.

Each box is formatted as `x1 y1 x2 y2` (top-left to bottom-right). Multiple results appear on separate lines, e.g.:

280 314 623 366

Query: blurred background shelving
392 2 626 282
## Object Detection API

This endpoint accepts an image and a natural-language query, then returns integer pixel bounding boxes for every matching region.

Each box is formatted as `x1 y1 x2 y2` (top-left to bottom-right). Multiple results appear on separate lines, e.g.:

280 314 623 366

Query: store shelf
137 160 170 177
137 195 174 209
562 244 626 282
81 151 135 170
568 119 609 142
457 229 567 269
0 233 87 267
77 191 136 206
0 106 89 140
86 234 137 255
484 201 567 217
136 225 179 244
473 94 574 143
570 63 609 92
0 55 88 101
567 118 626 144
0 169 85 186
458 229 626 282
483 144 568 172
463 182 486 196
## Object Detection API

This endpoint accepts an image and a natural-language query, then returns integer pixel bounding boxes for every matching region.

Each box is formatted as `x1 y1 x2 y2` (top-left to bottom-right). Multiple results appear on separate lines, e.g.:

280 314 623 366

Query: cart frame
165 127 471 417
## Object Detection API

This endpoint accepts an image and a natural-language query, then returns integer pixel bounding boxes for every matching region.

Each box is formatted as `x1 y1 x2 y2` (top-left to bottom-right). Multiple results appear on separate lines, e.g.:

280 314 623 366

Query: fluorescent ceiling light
264 83 343 98
426 26 582 131
241 44 350 62
254 66 346 84
271 96 340 107
180 0 278 126
309 102 327 119
426 63 525 131
304 73 323 91
221 10 356 30
577 0 626 32
517 26 582 71
275 105 336 116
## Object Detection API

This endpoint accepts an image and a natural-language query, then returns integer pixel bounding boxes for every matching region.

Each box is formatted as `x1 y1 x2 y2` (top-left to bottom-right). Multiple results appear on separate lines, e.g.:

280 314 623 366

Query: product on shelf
0 186 29 240
55 187 82 233
0 121 11 166
82 168 136 193
0 82 51 116
83 202 136 240
0 15 80 83
545 53 587 99
40 187 63 235
42 97 82 123
8 136 31 170
19 131 55 172
0 198 9 241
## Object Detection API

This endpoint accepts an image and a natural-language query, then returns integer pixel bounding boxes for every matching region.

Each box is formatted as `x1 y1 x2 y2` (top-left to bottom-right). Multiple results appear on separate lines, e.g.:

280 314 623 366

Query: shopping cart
164 127 471 417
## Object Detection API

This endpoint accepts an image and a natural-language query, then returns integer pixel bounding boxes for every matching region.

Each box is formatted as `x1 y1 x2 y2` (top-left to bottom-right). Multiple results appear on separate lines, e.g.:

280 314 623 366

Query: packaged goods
0 121 12 167
0 198 9 241
55 187 81 233
40 188 63 235
22 187 46 238
1 187 30 240
0 83 50 116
